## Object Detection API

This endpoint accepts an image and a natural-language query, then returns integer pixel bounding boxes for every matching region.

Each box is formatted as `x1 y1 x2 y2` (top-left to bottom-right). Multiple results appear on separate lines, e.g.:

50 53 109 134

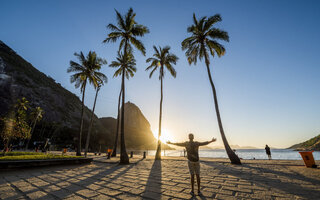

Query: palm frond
115 9 126 30
107 23 121 32
207 28 229 42
131 24 150 36
166 53 178 65
192 13 198 26
204 14 222 31
148 66 157 78
109 61 121 68
206 40 226 57
67 61 84 73
125 8 134 30
113 68 122 77
145 64 157 71
130 37 146 56
165 63 177 78
94 71 108 83
146 57 156 63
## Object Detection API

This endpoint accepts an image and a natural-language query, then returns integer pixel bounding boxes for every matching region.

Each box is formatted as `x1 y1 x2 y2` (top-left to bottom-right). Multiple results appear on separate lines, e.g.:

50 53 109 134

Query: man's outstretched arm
167 141 186 147
198 138 217 146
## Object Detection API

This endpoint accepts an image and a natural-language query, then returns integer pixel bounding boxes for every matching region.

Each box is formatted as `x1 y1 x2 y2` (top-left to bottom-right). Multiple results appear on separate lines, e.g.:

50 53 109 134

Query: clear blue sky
1 0 319 148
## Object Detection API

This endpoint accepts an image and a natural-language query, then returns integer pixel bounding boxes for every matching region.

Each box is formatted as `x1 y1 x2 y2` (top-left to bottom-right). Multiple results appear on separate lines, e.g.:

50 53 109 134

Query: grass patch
1 152 44 156
0 154 81 160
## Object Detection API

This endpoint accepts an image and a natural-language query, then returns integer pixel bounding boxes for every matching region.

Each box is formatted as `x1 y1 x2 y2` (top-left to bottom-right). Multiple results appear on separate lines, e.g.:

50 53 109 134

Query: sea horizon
143 149 320 160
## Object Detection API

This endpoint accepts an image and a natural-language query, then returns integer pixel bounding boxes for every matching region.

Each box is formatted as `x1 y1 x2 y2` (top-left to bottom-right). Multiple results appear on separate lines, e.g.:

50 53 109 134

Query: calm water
146 149 320 160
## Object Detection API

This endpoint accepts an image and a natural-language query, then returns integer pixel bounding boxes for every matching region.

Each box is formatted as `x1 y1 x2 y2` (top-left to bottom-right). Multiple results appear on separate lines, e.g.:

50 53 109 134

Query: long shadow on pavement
142 160 162 199
202 161 320 199
18 159 144 199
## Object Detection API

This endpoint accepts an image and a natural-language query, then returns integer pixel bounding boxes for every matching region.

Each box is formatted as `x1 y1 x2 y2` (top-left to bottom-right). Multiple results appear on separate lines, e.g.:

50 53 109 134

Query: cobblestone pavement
1 157 320 200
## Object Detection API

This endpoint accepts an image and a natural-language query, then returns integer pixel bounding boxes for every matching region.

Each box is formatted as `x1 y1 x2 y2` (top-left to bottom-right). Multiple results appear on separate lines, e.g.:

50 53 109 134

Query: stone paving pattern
1 156 320 200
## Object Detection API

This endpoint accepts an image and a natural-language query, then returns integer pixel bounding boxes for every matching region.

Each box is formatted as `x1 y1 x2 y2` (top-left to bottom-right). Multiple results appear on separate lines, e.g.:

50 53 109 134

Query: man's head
188 133 194 141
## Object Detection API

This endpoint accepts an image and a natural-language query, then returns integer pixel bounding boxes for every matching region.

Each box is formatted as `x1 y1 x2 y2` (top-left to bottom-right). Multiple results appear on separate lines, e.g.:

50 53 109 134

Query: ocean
146 149 320 160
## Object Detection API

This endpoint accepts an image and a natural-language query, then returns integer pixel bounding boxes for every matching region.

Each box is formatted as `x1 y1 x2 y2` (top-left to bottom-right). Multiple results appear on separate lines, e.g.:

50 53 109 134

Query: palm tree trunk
204 58 241 164
3 138 10 153
111 88 122 157
120 67 129 164
77 82 86 156
84 87 100 157
25 112 40 150
155 70 164 160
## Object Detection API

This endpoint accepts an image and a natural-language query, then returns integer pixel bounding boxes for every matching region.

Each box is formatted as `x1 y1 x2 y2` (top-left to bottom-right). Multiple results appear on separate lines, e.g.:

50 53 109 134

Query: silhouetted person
168 133 216 196
265 144 271 160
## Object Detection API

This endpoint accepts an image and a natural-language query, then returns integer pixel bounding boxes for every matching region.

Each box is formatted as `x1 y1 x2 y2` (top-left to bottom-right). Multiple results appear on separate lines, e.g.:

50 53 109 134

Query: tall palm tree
146 46 178 160
103 7 149 164
111 88 122 157
67 51 107 156
25 106 43 150
84 78 107 157
109 52 136 164
181 13 241 164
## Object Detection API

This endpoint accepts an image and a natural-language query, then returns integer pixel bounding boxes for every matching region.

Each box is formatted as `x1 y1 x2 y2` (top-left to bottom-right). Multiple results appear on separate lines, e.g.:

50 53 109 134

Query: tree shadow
13 159 144 199
240 163 320 185
202 161 320 199
142 160 162 199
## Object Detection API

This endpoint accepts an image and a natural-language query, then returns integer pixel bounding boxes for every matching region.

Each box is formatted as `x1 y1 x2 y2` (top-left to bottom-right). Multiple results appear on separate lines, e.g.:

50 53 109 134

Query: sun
153 128 174 144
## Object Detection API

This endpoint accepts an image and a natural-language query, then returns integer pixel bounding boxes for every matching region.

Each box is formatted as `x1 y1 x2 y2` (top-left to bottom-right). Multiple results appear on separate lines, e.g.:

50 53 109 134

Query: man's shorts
188 160 200 175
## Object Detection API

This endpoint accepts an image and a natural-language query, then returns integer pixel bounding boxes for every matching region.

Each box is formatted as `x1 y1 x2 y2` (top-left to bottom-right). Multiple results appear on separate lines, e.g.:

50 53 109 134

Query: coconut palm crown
103 7 149 56
109 52 137 79
146 46 178 79
182 13 229 66
68 51 107 91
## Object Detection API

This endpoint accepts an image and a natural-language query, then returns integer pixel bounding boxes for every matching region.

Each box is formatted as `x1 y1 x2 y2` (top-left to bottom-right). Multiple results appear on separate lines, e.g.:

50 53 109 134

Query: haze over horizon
1 0 319 149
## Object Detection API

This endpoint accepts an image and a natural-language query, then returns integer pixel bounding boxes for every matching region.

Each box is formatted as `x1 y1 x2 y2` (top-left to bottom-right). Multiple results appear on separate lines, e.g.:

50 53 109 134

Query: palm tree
146 46 178 160
109 52 136 164
111 88 122 157
181 13 241 164
103 7 149 164
84 78 107 157
67 51 107 156
25 106 43 150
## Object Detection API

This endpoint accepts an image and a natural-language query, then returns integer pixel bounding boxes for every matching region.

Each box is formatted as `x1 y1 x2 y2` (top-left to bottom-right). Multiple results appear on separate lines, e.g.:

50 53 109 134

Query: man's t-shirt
182 141 200 162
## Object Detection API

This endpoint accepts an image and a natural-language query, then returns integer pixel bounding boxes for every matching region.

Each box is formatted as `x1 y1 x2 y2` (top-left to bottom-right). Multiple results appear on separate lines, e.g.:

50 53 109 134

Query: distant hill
289 134 320 151
0 40 169 151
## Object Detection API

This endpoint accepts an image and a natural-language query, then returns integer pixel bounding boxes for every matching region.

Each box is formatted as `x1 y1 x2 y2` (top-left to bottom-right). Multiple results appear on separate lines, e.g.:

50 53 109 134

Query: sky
0 0 319 148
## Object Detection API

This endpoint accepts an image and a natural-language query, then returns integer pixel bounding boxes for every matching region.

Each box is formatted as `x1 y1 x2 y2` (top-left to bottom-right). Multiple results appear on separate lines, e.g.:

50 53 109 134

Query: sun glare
153 128 173 144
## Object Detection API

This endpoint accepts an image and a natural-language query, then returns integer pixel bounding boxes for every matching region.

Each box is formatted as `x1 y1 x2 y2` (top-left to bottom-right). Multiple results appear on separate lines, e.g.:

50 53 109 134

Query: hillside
289 134 320 151
0 40 95 128
99 102 173 150
0 40 166 151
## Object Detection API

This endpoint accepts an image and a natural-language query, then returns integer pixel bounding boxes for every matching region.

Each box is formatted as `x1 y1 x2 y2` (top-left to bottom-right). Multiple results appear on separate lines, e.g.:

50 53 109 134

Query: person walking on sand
167 133 216 196
265 144 271 160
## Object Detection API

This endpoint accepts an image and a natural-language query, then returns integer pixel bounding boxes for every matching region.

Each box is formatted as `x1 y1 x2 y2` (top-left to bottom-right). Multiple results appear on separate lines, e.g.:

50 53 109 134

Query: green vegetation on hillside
290 134 320 150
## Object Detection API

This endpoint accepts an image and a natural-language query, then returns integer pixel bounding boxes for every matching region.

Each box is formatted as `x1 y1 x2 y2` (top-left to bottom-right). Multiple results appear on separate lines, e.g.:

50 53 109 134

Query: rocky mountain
0 40 166 151
289 134 320 151
0 40 94 128
99 102 173 150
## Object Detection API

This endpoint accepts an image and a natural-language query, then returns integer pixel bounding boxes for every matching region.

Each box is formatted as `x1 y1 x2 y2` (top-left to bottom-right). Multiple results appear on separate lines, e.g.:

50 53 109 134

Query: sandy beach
1 156 319 199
